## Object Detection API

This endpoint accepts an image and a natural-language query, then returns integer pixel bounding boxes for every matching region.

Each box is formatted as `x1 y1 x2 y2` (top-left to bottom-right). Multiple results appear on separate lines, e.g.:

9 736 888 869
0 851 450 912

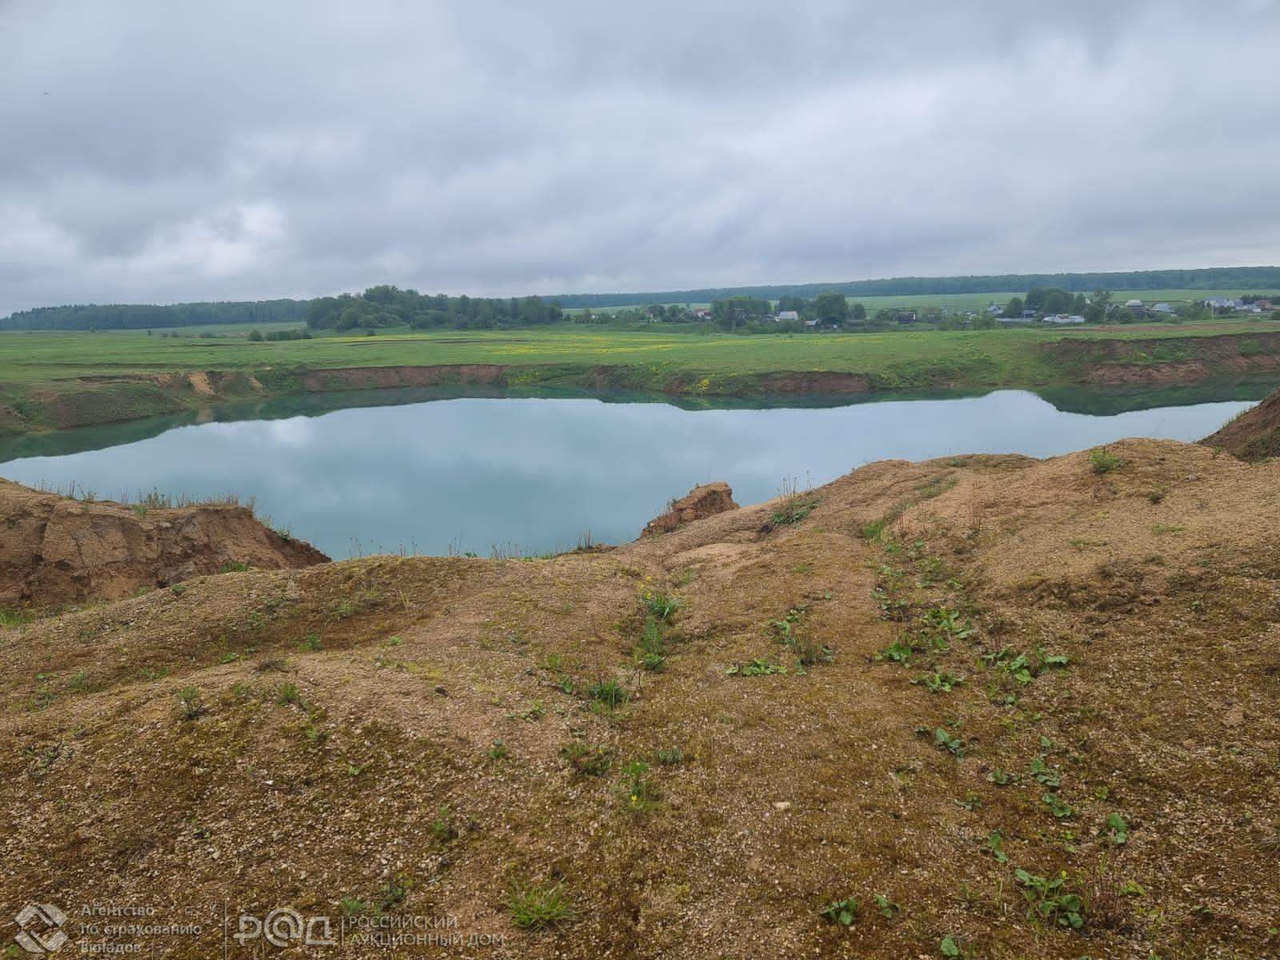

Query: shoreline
4 328 1280 437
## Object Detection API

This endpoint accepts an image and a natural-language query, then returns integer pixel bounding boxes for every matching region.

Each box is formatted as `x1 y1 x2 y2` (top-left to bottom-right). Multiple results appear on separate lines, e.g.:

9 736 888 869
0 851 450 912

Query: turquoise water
0 387 1260 559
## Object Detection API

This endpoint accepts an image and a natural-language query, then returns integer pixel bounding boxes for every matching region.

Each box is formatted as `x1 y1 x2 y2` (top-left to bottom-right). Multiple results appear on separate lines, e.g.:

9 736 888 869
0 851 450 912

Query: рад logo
234 908 335 948
14 904 68 955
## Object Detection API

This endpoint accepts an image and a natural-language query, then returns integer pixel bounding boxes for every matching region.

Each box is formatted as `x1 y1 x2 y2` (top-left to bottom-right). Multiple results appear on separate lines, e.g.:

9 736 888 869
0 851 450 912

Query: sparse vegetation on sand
1 434 1278 957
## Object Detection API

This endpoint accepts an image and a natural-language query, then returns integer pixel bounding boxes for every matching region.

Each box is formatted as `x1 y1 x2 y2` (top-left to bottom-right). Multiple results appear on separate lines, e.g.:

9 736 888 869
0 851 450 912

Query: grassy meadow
4 315 1280 382
3 315 1280 434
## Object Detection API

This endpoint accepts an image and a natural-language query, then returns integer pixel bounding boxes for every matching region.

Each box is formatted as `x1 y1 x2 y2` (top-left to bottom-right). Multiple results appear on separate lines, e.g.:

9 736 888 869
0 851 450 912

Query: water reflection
0 389 1257 558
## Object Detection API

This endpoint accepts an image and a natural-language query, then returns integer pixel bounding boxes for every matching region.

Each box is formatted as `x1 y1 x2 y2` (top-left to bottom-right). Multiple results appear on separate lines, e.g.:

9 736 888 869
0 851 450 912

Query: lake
0 384 1265 559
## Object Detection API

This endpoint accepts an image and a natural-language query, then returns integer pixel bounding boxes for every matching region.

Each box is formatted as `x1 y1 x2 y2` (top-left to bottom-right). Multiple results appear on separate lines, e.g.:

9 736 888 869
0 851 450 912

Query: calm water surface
0 388 1260 558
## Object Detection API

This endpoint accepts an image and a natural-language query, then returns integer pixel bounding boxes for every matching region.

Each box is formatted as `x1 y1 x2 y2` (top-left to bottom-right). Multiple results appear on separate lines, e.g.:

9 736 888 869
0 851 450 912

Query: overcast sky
2 0 1279 314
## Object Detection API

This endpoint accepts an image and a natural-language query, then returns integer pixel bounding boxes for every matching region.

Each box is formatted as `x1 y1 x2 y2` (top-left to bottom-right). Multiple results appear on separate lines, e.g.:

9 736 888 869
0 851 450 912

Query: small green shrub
655 747 684 766
174 687 205 720
560 741 612 776
770 497 816 527
0 607 35 628
872 893 901 919
913 671 964 693
507 881 574 929
726 658 786 677
641 591 682 622
1103 811 1130 845
820 895 859 926
1015 869 1085 929
875 638 915 664
984 830 1009 863
430 806 458 842
634 618 667 672
919 607 973 646
1042 793 1076 819
932 728 966 758
587 679 630 709
621 760 660 812
376 876 410 912
486 740 508 761
276 682 302 706
1089 447 1124 474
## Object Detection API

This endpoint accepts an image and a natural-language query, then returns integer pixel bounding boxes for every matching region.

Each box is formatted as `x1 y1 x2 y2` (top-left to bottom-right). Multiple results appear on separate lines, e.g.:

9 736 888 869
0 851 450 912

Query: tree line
305 286 563 330
0 300 308 330
550 266 1280 309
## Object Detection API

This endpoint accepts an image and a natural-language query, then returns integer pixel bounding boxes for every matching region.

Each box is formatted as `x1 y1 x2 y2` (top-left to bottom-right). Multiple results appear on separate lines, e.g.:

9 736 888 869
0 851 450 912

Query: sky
2 0 1279 315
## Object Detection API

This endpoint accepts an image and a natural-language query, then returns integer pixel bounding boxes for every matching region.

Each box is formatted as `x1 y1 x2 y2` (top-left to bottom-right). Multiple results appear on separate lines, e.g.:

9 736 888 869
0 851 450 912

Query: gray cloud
2 0 1279 314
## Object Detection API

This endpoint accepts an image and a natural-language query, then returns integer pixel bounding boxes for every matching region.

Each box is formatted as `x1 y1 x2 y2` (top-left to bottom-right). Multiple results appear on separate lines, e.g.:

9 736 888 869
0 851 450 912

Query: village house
775 310 799 323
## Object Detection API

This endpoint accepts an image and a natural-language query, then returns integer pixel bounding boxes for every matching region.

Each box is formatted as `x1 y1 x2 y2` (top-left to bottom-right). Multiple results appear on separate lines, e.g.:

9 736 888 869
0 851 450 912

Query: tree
1003 296 1024 318
814 291 849 326
247 328 263 341
850 302 867 321
711 296 771 331
1072 293 1087 315
1084 290 1112 324
1025 286 1073 315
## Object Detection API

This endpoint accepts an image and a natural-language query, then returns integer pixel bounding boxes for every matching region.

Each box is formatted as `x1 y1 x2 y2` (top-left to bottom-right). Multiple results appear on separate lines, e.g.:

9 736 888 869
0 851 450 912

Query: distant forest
305 286 563 330
4 266 1280 329
0 299 308 330
552 266 1280 308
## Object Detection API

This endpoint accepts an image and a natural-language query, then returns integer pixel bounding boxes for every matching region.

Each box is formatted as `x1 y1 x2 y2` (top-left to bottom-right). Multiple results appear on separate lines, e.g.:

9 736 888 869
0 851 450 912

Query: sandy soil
0 438 1276 958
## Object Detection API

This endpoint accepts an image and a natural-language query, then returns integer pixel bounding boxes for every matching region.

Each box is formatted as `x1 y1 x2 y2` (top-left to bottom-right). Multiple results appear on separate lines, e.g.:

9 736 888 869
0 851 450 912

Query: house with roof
775 310 800 323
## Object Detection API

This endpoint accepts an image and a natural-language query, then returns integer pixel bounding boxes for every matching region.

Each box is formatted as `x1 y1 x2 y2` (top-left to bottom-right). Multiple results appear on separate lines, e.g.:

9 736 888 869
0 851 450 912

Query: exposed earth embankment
1046 329 1280 385
0 478 327 606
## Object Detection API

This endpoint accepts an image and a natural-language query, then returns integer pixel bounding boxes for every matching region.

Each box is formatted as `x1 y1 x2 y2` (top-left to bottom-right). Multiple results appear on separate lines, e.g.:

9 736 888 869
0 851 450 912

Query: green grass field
3 316 1278 386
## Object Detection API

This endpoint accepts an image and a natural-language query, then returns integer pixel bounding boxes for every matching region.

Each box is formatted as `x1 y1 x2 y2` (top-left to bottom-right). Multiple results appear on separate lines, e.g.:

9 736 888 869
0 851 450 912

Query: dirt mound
0 478 328 607
642 481 738 535
297 363 508 392
1 440 1277 958
1201 385 1280 460
1046 330 1280 385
